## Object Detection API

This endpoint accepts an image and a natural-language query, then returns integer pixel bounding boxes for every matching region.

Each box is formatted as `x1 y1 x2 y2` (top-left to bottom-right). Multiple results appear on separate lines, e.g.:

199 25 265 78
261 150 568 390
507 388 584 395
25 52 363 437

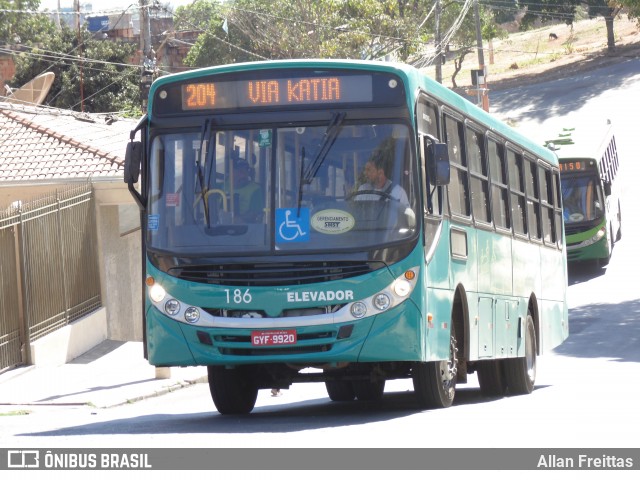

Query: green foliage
520 0 579 30
624 0 640 20
0 0 55 45
11 23 139 114
176 0 433 68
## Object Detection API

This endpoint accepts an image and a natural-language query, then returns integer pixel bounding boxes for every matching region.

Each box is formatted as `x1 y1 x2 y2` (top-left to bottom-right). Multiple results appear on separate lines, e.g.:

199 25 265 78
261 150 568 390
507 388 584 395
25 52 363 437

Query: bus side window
488 138 510 230
466 125 490 224
444 114 469 217
507 148 526 235
417 97 443 215
552 171 563 247
525 156 542 240
540 166 555 244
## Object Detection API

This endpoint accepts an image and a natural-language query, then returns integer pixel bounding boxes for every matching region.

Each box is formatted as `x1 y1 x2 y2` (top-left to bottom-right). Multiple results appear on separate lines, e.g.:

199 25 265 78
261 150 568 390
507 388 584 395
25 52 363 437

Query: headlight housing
348 267 418 319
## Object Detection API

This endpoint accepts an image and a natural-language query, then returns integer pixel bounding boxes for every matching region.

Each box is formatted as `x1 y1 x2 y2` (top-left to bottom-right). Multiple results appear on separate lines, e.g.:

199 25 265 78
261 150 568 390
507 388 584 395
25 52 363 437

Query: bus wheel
325 380 356 401
353 379 385 401
412 325 458 409
477 360 507 397
207 365 258 414
504 315 536 395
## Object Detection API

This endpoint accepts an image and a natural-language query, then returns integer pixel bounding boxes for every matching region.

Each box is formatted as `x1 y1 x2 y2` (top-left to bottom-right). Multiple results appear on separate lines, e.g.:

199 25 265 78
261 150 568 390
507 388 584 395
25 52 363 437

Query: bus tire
325 380 356 401
207 365 258 414
504 315 536 395
477 359 507 397
412 325 457 409
353 379 385 401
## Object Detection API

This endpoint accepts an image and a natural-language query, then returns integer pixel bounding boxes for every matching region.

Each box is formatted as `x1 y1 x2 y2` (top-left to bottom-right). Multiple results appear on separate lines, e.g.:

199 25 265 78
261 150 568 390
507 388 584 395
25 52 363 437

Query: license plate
251 329 297 346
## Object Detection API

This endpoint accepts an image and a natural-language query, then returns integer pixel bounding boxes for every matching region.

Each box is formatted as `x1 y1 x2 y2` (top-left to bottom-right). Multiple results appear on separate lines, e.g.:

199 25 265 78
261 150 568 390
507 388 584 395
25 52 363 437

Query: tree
174 0 433 68
11 24 139 114
623 0 640 18
0 0 56 45
519 0 627 53
584 1 623 52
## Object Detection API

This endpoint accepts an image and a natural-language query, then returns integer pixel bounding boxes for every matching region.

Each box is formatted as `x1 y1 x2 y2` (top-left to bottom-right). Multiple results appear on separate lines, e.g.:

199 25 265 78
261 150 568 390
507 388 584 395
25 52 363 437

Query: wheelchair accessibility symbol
276 208 310 243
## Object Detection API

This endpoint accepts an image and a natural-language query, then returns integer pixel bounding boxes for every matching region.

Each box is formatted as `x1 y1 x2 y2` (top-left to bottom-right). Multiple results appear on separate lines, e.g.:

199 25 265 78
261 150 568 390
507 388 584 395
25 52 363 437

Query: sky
38 0 196 13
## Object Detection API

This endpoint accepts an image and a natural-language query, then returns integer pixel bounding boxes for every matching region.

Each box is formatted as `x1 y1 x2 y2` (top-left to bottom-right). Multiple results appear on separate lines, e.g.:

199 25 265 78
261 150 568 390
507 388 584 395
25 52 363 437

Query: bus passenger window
466 127 490 223
525 158 541 240
445 115 469 217
507 149 526 235
488 139 510 229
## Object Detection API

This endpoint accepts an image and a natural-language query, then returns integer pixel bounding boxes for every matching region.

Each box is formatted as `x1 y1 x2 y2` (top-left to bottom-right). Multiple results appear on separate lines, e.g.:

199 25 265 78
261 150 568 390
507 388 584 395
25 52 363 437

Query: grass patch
0 410 32 416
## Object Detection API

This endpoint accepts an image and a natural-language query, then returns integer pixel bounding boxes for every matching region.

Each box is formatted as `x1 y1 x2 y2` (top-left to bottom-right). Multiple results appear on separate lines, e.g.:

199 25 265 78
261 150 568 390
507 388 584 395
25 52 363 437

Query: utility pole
74 0 84 111
473 0 489 111
139 0 156 112
435 0 442 84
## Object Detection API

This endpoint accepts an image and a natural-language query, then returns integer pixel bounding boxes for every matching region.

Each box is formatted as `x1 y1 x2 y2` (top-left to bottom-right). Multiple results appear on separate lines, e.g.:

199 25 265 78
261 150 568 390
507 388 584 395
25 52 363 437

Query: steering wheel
346 189 395 201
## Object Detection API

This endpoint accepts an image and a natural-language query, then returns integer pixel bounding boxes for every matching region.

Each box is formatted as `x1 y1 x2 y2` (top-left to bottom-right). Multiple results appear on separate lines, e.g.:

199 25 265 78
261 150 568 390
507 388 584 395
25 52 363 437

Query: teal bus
125 59 568 414
546 121 622 266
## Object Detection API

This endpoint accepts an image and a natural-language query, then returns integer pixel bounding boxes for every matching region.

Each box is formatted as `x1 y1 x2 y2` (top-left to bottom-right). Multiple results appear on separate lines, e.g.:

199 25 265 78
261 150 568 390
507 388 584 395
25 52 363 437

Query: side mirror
603 180 612 196
426 141 450 186
124 141 142 185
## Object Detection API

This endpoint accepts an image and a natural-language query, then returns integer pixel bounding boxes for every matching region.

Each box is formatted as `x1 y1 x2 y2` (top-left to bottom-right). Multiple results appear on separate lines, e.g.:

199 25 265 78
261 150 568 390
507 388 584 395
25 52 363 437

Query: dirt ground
424 14 640 92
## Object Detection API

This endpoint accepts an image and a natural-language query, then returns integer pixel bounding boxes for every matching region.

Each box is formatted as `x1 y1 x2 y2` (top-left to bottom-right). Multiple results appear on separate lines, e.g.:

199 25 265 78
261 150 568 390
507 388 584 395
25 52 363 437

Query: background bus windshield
561 174 604 224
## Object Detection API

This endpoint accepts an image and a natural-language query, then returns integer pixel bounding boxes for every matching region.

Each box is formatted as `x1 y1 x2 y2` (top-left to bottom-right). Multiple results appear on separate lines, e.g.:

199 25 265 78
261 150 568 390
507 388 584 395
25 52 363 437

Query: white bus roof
543 119 615 160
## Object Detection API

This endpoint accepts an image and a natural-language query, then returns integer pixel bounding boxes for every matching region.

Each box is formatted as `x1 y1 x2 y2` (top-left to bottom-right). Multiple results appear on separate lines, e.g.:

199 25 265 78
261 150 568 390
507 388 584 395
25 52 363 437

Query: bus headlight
351 302 367 318
393 278 412 297
592 227 606 242
347 267 419 320
373 293 391 311
184 307 200 323
164 299 181 316
149 283 166 303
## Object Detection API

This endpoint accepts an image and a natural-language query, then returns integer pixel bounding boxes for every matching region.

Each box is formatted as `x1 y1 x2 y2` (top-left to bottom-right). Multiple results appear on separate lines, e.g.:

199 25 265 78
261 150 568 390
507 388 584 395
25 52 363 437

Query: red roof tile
0 103 137 183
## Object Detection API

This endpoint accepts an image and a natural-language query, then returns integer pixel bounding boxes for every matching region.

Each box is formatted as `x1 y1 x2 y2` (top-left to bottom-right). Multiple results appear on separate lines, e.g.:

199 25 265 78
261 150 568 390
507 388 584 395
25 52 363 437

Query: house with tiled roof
0 101 143 367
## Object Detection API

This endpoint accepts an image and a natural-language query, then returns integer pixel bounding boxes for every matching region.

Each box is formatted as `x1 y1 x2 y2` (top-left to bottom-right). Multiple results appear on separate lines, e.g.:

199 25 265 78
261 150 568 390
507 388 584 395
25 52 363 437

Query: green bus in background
125 59 568 414
547 121 622 267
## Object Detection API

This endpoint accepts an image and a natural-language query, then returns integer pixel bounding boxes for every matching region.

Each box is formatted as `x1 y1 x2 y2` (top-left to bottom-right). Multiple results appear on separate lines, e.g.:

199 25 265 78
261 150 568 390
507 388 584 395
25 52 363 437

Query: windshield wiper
195 118 214 227
303 111 346 183
296 146 306 216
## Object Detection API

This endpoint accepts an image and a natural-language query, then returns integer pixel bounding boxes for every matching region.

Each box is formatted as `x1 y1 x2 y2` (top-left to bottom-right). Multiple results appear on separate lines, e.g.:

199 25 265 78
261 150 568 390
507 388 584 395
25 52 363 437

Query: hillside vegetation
422 15 640 92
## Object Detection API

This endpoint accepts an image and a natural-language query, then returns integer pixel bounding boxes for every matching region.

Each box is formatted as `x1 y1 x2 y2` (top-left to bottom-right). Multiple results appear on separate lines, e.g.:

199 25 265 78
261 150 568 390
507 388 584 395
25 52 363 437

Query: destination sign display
152 69 405 116
559 160 596 173
180 75 373 111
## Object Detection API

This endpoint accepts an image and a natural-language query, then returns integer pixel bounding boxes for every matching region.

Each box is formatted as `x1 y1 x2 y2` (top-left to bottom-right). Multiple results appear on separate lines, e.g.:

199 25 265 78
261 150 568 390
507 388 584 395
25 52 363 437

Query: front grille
218 344 332 356
169 260 384 286
564 225 585 236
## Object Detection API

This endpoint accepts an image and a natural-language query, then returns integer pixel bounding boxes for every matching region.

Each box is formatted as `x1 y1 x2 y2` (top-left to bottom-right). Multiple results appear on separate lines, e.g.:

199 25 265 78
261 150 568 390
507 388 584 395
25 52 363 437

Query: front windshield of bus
561 174 604 224
147 121 418 255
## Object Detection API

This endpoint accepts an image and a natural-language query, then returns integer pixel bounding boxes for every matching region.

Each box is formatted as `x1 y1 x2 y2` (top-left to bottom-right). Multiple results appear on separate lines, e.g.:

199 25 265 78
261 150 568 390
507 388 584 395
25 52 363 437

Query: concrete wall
97 204 143 341
29 308 108 367
94 183 143 342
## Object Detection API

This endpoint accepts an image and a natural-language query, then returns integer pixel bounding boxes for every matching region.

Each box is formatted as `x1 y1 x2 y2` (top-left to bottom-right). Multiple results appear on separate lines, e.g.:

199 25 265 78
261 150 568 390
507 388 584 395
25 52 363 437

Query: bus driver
357 138 409 207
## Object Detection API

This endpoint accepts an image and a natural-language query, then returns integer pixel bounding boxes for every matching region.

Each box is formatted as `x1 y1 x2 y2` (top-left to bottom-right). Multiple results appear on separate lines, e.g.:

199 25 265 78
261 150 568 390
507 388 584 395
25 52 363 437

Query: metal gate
0 183 102 372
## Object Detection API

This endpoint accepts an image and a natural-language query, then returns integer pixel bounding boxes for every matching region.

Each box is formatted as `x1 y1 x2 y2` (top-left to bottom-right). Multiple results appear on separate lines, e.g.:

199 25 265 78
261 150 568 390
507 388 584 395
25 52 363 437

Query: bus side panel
424 286 455 361
538 299 569 353
540 246 566 303
357 300 425 362
512 240 541 299
146 305 197 366
449 224 478 295
477 229 513 296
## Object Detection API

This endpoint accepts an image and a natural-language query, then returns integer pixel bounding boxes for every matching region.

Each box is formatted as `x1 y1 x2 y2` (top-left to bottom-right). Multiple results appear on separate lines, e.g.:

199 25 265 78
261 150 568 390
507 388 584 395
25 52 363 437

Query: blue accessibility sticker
276 208 310 243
